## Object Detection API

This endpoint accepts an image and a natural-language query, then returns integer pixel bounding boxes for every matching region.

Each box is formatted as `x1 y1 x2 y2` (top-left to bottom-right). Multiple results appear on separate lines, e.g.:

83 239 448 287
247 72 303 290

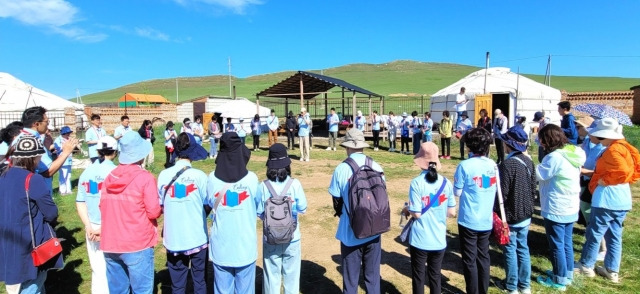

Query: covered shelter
430 67 562 126
117 93 171 108
0 72 85 129
255 71 383 122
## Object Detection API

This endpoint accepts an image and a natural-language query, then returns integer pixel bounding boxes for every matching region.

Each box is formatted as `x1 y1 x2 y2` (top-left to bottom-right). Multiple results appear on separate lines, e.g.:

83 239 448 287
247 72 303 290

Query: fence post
421 95 424 114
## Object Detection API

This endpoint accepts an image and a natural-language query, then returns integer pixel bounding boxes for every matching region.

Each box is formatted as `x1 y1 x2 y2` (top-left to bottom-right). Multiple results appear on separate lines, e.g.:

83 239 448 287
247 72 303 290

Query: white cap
97 136 118 151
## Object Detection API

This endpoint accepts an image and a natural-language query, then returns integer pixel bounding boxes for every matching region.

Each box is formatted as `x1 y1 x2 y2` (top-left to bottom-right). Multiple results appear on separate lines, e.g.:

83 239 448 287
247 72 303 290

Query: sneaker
595 266 619 283
305 158 309 162
597 251 606 262
574 261 596 278
537 276 566 291
333 147 337 151
374 147 379 151
520 288 531 294
326 147 332 151
445 156 451 159
300 158 304 161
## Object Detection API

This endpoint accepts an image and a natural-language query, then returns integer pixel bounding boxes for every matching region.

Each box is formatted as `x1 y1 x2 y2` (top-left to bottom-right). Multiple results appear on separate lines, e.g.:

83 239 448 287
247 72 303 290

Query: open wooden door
474 94 492 123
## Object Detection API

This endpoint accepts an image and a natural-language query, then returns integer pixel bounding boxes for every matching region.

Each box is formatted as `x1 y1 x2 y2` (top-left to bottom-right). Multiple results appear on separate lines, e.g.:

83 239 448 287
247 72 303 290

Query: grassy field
78 60 640 105
1 126 639 294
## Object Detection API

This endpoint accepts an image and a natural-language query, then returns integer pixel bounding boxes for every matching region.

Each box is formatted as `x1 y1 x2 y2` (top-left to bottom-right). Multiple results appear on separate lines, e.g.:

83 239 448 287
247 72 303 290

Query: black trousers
401 136 411 152
495 138 505 164
410 246 445 294
458 225 491 294
164 146 174 168
286 130 295 149
440 138 450 156
166 249 207 294
460 141 466 159
372 130 380 148
253 134 260 149
413 133 423 154
340 237 381 294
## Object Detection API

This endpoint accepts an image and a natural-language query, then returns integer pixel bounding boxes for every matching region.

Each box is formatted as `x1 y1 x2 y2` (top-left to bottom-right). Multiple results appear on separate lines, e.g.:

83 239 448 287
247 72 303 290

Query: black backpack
344 156 390 239
262 179 297 245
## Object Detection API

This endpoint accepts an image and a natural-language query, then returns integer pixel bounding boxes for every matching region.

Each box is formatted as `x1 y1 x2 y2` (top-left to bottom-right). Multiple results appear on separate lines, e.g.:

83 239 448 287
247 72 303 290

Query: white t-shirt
455 93 467 112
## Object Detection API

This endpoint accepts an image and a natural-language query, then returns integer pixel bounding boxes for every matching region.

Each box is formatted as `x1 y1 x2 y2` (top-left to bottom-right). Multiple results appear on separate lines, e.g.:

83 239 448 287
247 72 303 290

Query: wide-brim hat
266 143 291 169
118 131 152 164
97 136 118 151
215 132 250 182
502 126 529 152
176 133 209 161
401 112 408 117
588 117 624 140
12 135 45 159
60 126 73 135
414 142 441 170
341 128 369 149
575 116 595 130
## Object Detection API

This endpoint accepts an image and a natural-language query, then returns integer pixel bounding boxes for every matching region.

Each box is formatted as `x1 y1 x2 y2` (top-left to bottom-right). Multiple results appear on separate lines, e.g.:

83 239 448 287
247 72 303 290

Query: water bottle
399 202 409 228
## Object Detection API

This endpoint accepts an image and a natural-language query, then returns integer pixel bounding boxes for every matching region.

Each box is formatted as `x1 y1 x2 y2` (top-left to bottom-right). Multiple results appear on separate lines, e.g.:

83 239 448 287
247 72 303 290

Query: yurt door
474 94 492 123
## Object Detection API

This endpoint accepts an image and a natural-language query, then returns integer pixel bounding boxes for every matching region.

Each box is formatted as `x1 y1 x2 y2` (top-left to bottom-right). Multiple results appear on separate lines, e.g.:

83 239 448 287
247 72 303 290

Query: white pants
299 136 310 161
143 139 154 168
87 223 109 294
58 165 72 194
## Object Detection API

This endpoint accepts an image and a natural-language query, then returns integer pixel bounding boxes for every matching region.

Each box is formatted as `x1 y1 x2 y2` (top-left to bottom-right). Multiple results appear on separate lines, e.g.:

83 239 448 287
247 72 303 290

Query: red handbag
25 173 63 266
492 165 511 245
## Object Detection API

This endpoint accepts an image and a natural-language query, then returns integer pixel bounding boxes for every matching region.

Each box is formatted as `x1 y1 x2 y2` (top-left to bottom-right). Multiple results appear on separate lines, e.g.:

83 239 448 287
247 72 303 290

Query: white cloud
0 0 105 42
173 0 262 14
135 27 171 42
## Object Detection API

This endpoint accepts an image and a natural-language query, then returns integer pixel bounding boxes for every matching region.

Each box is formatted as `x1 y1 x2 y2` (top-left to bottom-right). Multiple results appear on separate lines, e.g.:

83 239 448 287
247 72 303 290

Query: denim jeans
542 219 574 285
502 224 531 291
263 241 301 294
8 270 47 294
105 248 155 294
213 262 256 294
579 208 628 272
456 111 463 129
209 138 218 157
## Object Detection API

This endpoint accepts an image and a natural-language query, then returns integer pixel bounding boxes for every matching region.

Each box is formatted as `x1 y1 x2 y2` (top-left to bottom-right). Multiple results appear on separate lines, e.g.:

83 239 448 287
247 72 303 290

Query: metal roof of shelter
256 71 382 99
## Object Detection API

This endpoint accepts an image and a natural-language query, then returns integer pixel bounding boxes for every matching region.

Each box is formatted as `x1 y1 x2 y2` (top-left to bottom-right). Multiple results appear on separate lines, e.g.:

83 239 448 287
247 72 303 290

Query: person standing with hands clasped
327 108 339 151
257 143 308 294
402 142 456 294
371 110 381 151
494 127 537 294
76 136 118 294
158 133 210 294
286 111 297 150
267 110 279 146
251 114 263 151
298 108 311 161
86 114 107 163
575 118 640 284
164 121 178 168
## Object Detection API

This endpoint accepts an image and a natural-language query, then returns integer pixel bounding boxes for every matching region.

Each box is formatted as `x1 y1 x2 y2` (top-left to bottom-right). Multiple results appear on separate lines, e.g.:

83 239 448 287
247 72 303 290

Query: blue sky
1 0 639 99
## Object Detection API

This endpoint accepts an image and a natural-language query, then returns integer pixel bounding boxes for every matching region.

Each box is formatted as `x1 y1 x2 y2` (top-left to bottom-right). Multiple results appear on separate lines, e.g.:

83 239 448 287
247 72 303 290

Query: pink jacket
99 164 162 253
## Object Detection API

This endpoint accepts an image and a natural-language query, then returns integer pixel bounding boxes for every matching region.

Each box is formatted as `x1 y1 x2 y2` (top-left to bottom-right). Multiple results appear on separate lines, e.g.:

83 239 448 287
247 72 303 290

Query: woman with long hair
251 114 262 151
0 135 63 293
536 124 585 290
138 119 155 168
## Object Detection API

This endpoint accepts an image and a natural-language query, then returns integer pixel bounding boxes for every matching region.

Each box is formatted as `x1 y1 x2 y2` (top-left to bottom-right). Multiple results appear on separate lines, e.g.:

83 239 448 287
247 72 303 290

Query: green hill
79 60 639 105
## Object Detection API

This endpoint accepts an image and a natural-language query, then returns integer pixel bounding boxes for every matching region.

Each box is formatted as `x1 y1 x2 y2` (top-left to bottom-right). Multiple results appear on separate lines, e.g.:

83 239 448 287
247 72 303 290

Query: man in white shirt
113 115 132 142
493 109 509 164
267 110 279 147
455 87 468 129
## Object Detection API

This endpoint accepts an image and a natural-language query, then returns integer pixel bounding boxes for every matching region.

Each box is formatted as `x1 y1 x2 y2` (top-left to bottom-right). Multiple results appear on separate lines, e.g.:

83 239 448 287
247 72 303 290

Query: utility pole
228 57 233 98
176 78 179 103
483 52 490 94
76 89 83 104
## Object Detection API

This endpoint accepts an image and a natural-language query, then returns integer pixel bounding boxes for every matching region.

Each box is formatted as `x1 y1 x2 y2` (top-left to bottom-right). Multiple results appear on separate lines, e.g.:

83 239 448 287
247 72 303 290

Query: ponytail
424 162 438 183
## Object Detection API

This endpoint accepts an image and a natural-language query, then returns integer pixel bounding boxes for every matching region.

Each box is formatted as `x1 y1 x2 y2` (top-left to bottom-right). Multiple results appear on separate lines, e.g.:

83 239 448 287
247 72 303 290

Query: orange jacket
589 139 640 193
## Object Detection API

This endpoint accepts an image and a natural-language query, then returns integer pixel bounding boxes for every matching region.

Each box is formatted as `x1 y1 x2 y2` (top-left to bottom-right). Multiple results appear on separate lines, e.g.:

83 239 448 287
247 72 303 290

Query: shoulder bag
26 173 63 266
492 165 510 245
399 177 448 244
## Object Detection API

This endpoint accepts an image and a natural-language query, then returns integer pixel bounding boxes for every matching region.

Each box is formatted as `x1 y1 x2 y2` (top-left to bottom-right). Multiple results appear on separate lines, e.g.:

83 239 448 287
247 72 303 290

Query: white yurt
0 72 85 129
430 67 561 127
216 98 273 131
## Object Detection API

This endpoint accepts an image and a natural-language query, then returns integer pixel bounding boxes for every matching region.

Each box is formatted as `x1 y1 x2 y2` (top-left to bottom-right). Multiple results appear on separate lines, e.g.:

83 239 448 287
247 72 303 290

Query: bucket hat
176 133 209 161
341 128 369 149
60 126 73 135
401 112 408 117
502 126 529 152
266 143 291 169
414 142 441 170
118 131 152 164
588 117 624 140
533 111 544 122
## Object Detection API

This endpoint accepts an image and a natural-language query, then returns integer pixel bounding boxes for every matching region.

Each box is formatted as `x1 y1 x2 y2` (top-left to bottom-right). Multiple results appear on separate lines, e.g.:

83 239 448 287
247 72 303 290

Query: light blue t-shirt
410 117 422 134
237 122 247 138
53 136 73 166
591 183 632 211
298 115 310 137
85 126 107 158
206 171 260 267
76 159 117 224
457 118 473 134
0 142 8 156
113 125 131 140
329 153 385 247
328 113 339 133
267 115 279 131
371 115 381 131
408 173 455 251
158 160 209 252
454 156 498 231
423 118 433 136
581 137 606 180
354 116 365 131
256 177 308 243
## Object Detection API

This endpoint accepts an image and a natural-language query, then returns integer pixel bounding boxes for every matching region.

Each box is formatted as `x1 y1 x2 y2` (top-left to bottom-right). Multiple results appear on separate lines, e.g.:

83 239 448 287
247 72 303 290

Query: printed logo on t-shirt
472 174 497 188
216 189 250 207
167 183 198 199
81 177 104 194
421 192 448 208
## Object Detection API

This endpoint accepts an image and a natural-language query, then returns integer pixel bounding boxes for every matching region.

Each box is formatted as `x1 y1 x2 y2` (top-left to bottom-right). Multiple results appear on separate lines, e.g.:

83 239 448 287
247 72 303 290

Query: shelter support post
341 88 345 118
352 91 357 120
324 93 328 121
255 95 260 115
285 98 289 117
299 76 304 109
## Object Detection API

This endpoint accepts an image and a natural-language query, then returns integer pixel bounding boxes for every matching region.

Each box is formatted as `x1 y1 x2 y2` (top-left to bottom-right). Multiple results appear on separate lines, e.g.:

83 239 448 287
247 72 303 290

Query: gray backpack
262 179 297 245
